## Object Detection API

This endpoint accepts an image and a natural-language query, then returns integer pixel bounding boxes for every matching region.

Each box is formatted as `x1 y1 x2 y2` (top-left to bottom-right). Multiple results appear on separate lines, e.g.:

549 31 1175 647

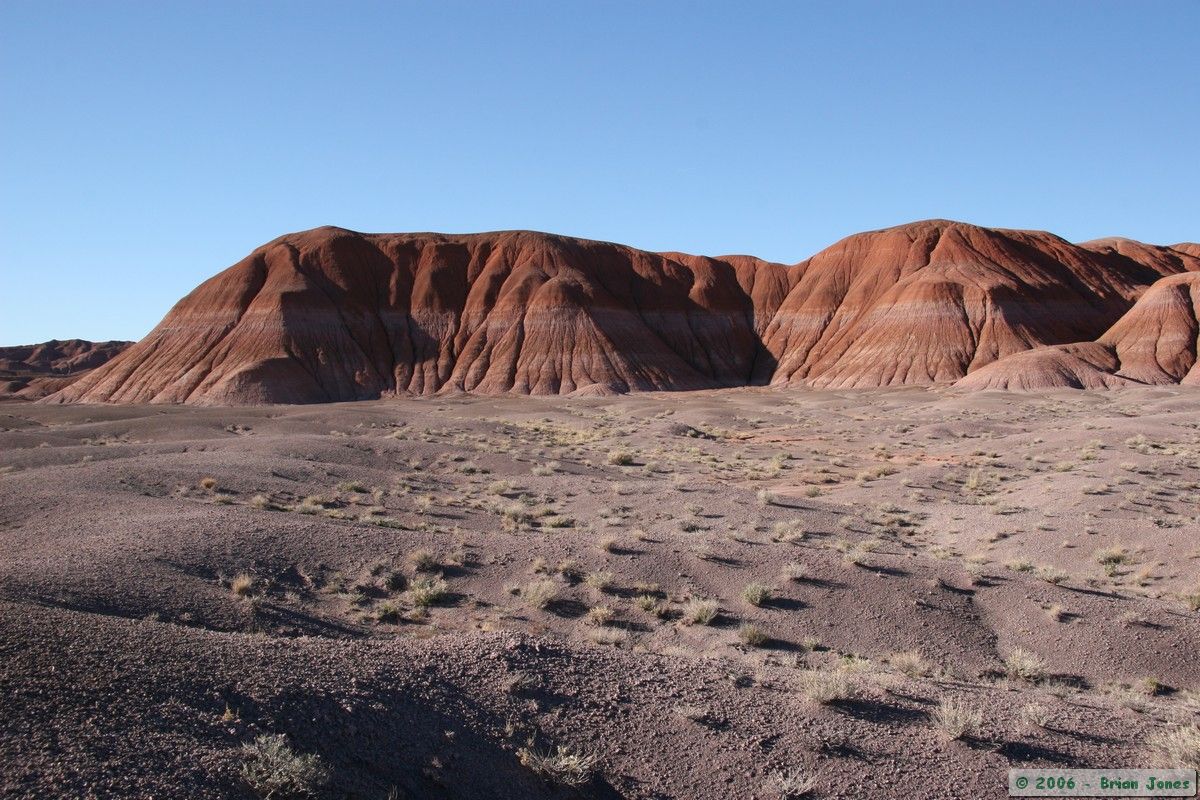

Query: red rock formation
957 272 1200 390
42 222 1198 404
48 229 788 404
0 339 131 399
763 221 1197 388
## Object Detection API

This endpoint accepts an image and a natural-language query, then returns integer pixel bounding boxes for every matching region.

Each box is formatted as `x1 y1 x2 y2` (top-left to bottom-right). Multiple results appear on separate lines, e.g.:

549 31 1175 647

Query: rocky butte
40 220 1199 405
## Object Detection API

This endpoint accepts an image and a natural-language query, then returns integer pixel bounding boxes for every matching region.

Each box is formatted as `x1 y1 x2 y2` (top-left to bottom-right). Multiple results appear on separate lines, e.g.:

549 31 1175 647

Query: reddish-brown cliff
957 272 1200 390
42 222 1198 404
763 221 1196 388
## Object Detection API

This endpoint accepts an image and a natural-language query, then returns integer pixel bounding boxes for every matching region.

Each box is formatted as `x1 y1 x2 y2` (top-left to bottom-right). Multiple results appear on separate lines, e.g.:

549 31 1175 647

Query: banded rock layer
45 220 1199 405
0 339 132 400
957 271 1200 390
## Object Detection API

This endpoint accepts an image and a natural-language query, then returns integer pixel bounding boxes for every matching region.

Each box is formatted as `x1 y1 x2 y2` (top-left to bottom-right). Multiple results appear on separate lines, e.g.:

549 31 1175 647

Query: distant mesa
0 339 132 400
23 220 1199 405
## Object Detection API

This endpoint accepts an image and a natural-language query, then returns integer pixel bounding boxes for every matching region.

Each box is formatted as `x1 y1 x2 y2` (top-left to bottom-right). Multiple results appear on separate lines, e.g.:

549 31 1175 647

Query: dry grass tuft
240 734 327 799
682 598 719 625
523 579 560 610
585 606 615 626
584 571 615 592
230 573 255 597
518 744 598 786
1003 648 1047 683
932 697 982 740
606 449 634 466
888 650 930 677
407 549 439 572
770 770 818 799
408 576 449 608
741 582 772 607
1144 725 1200 769
797 669 852 704
738 624 768 647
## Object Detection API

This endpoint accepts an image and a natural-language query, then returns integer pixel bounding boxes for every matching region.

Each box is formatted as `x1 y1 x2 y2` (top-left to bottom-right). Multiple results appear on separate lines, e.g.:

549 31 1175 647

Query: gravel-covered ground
2 386 1198 799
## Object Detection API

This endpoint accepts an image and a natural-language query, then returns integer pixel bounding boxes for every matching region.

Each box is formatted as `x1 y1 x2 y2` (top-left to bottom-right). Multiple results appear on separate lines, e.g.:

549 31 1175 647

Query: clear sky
1 1 1197 344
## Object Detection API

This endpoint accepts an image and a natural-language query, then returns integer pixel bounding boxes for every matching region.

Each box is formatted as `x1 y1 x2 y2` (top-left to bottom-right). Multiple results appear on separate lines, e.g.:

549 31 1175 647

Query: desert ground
2 386 1198 799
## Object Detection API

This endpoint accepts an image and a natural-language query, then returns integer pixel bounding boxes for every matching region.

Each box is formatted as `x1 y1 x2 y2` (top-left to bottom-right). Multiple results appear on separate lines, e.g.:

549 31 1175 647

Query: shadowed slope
957 272 1200 390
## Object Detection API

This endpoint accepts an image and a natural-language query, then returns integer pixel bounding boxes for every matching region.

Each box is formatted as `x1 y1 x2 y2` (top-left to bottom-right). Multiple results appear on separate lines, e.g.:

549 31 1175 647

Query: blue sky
2 1 1197 344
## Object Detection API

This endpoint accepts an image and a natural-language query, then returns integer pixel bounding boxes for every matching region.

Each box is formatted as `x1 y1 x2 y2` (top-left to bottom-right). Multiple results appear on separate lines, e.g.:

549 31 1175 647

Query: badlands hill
0 339 131 400
958 271 1200 390
42 220 1199 405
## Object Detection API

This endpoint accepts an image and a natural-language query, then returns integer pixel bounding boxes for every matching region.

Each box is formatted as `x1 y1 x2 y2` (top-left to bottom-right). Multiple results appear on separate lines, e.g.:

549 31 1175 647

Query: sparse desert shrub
295 496 321 514
1019 702 1051 730
375 601 401 623
518 744 598 786
584 570 615 592
1144 725 1200 769
1137 676 1162 696
1003 648 1046 682
742 582 772 607
1035 565 1068 585
1094 546 1129 566
683 598 719 625
230 573 255 597
757 488 779 506
770 520 806 543
586 605 614 626
781 562 809 582
739 624 768 647
889 650 930 677
240 734 328 798
606 449 634 466
635 594 663 616
407 549 439 572
408 576 448 608
556 559 583 582
932 697 982 740
797 669 852 704
199 476 218 491
841 546 867 567
523 579 559 610
587 627 627 647
1005 559 1034 573
1119 610 1150 628
1180 586 1200 612
1045 604 1066 622
597 536 619 553
249 494 272 510
770 769 818 799
500 503 531 531
673 704 708 722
